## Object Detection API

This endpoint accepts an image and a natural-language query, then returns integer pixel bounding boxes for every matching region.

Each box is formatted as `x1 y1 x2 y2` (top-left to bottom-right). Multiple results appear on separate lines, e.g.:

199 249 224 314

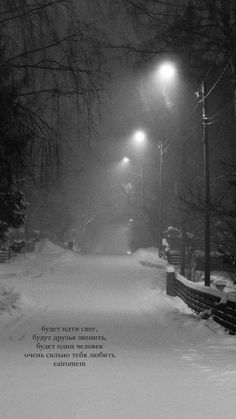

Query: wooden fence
0 249 11 263
167 251 194 280
0 241 36 263
167 270 236 335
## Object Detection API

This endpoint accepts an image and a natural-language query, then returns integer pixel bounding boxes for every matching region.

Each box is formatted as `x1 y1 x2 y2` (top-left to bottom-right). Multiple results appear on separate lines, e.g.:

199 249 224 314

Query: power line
199 47 236 103
207 99 233 121
160 46 236 158
162 51 236 156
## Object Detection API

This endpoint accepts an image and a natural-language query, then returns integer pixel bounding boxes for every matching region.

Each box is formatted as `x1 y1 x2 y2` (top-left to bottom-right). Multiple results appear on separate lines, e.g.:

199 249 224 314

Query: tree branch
0 0 67 25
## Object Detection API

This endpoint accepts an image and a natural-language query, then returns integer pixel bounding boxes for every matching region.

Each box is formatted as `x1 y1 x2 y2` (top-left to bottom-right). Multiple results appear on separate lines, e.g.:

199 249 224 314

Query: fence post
166 265 177 296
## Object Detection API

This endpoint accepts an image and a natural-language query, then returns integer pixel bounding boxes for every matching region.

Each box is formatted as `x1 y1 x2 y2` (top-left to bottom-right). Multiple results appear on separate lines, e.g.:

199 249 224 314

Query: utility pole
180 141 187 277
140 165 144 207
201 80 211 286
158 141 163 257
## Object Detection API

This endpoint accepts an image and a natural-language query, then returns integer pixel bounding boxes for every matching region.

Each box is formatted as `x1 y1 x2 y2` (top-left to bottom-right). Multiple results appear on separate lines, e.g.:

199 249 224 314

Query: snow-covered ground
0 241 236 419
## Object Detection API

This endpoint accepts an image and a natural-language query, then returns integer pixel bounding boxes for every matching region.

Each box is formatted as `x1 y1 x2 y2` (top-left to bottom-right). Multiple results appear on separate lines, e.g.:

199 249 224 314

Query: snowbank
0 285 21 316
132 247 166 267
34 239 65 255
211 273 234 290
0 243 236 419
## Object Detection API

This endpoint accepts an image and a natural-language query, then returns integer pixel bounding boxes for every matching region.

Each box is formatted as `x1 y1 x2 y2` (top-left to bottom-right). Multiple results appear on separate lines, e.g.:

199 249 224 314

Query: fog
25 61 199 252
22 3 234 254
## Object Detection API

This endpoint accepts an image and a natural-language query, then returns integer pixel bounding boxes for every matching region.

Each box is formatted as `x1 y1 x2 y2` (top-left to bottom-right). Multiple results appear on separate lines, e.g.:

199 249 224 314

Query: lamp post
132 129 147 207
154 61 211 281
158 141 163 257
201 80 211 287
157 63 211 284
156 62 176 257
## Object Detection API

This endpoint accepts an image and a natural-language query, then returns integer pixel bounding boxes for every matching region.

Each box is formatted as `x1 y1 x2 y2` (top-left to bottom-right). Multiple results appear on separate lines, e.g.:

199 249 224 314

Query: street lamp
156 62 176 257
156 61 211 286
118 156 132 198
116 156 131 179
131 129 148 206
121 156 130 164
133 129 147 146
157 62 176 82
157 141 163 258
200 81 211 286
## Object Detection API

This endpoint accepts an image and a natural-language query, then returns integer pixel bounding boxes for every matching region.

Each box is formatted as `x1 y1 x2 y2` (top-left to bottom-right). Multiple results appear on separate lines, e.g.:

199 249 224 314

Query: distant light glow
122 156 130 164
133 130 146 145
158 62 176 81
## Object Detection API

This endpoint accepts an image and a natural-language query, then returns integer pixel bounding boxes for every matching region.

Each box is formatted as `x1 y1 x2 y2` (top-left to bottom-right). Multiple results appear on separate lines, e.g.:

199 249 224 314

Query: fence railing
167 251 195 280
0 240 36 262
166 268 236 335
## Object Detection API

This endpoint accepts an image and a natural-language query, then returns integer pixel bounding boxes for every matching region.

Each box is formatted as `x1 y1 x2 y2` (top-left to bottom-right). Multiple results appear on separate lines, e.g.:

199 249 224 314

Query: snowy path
0 243 236 419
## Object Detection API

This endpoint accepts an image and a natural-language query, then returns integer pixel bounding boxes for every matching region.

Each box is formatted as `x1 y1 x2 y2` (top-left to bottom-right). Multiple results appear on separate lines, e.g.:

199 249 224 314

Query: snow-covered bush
9 240 25 253
0 286 20 315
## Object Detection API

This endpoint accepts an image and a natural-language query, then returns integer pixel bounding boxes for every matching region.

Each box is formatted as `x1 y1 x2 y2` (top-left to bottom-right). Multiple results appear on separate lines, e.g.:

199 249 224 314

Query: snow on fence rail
166 269 236 335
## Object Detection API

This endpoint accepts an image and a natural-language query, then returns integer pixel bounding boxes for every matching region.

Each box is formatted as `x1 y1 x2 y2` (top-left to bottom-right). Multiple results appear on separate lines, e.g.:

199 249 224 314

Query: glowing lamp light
133 130 146 145
122 156 130 164
158 62 176 81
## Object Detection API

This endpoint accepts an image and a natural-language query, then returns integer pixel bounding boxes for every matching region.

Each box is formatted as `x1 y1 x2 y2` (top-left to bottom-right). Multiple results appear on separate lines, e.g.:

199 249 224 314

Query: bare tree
104 0 236 248
0 0 107 184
